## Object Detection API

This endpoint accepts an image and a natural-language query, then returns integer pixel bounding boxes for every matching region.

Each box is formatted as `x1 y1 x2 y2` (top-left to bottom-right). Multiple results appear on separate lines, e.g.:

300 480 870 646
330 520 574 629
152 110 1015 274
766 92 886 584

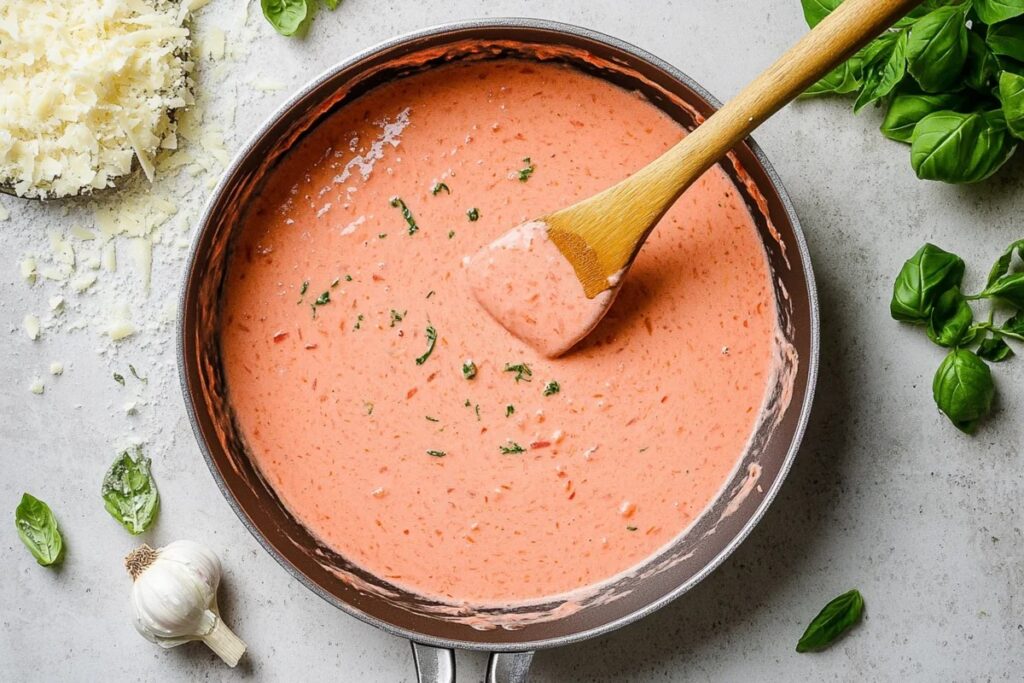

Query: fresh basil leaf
965 31 1000 92
907 5 969 93
796 589 864 653
261 0 308 36
101 451 159 535
911 110 1017 183
802 57 863 97
855 31 909 112
801 0 842 27
15 493 64 566
933 349 995 433
982 272 1024 307
985 239 1024 286
881 91 966 142
323 0 341 8
890 243 966 322
999 71 1024 139
927 286 975 347
1004 311 1024 335
975 0 1024 24
989 18 1024 62
977 336 1015 361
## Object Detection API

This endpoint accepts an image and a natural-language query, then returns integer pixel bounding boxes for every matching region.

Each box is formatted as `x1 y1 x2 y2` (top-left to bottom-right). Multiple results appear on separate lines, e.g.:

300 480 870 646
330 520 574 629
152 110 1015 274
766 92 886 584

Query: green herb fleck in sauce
466 208 480 222
390 309 406 327
448 230 455 239
626 525 638 532
543 380 560 396
353 314 364 330
462 360 477 379
426 449 447 458
499 441 526 454
113 373 125 386
425 415 440 422
378 233 388 239
299 280 309 296
426 290 436 299
415 325 437 365
504 362 533 383
431 182 450 196
345 274 353 282
364 401 374 416
505 404 515 417
389 196 419 235
331 278 340 288
315 291 330 306
517 157 535 182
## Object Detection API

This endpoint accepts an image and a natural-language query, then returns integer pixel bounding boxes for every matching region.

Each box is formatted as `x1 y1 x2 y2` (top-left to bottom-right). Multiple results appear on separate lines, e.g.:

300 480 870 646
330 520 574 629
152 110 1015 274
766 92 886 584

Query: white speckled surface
2 1 1023 681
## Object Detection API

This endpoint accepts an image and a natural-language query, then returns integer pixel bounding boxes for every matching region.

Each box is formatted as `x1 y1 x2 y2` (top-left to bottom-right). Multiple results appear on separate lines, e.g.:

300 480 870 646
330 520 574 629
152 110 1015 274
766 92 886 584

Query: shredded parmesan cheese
0 1 194 198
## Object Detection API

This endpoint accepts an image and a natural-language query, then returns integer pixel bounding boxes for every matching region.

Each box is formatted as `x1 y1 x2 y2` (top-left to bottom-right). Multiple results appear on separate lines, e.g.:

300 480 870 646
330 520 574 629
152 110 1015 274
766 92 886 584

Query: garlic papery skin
125 540 246 667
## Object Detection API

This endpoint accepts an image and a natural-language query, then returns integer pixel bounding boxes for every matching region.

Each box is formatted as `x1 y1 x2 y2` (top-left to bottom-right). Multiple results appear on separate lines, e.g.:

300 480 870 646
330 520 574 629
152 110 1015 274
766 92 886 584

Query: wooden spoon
466 0 923 358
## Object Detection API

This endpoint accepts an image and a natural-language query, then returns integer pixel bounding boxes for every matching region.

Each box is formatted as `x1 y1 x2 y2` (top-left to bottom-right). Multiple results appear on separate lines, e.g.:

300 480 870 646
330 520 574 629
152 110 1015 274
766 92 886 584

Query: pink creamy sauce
466 220 616 358
221 60 778 605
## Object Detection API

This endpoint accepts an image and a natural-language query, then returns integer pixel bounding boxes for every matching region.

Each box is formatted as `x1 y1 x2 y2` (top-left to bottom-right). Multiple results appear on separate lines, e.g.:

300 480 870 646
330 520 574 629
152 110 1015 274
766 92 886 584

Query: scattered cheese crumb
49 362 64 376
107 303 136 341
28 378 45 395
20 257 37 284
71 273 98 293
0 203 8 221
124 401 138 416
49 295 65 312
23 314 40 340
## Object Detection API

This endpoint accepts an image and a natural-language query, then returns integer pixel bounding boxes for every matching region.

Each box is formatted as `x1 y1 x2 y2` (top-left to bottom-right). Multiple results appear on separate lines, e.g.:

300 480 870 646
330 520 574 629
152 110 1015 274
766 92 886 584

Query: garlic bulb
124 540 246 667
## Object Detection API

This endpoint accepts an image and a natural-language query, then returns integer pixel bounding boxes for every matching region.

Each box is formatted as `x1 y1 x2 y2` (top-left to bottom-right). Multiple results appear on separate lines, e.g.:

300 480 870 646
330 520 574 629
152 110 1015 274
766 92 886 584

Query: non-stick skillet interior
179 22 815 651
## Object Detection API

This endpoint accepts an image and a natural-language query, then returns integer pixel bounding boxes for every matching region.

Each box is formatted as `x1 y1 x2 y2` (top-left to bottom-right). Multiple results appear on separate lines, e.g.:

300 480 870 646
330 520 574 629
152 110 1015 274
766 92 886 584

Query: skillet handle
411 643 535 682
487 651 535 683
412 643 455 683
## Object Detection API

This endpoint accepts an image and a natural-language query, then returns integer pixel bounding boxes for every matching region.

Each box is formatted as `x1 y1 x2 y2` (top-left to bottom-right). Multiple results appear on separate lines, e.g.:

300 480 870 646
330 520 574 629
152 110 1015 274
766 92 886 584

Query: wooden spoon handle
634 0 924 207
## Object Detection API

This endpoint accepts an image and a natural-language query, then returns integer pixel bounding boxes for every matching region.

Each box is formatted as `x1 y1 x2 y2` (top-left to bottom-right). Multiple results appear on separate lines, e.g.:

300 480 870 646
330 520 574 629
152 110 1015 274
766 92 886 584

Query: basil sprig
15 493 64 566
101 451 160 535
891 241 1024 432
800 0 1024 184
796 589 864 652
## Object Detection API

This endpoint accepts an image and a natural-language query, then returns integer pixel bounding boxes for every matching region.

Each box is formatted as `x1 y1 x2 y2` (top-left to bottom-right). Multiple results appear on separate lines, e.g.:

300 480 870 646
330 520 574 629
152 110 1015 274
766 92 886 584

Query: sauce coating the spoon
466 220 617 358
220 59 778 604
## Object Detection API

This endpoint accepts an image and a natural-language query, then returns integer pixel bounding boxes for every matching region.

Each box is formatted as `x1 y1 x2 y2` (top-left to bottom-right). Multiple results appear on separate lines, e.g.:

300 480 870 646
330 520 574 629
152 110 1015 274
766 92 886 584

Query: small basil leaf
965 31 1000 92
982 272 1024 307
911 110 1017 183
988 18 1024 62
15 493 64 566
985 239 1024 286
1004 311 1024 335
907 5 969 93
261 0 308 36
881 91 967 143
855 31 908 112
802 57 863 98
796 589 864 653
101 451 160 535
977 336 1015 362
999 71 1024 139
800 0 842 28
932 349 995 433
927 286 975 347
890 243 966 322
975 0 1024 24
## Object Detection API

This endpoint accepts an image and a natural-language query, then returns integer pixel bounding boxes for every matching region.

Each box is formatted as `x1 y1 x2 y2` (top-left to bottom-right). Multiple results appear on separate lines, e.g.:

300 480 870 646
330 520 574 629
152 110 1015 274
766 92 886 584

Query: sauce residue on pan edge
220 59 782 606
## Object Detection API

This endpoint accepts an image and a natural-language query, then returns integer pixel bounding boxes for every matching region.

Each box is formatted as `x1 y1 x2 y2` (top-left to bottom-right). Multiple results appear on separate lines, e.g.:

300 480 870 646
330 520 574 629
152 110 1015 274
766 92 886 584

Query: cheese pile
0 0 194 198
